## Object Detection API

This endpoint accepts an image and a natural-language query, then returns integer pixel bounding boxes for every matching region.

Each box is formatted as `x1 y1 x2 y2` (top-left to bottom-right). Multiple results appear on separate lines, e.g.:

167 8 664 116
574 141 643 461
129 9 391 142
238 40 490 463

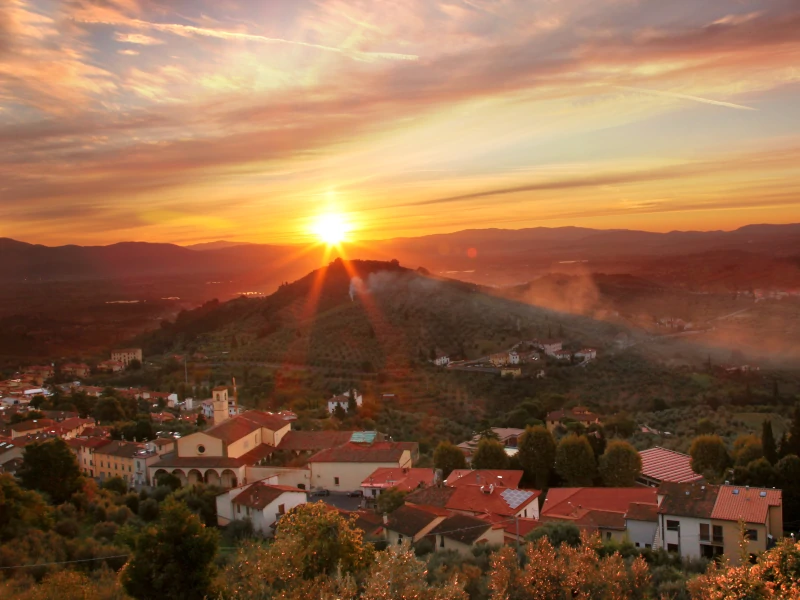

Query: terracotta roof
626 502 659 522
96 440 146 459
445 485 539 517
338 509 384 538
308 442 411 464
153 438 174 447
576 509 626 530
232 483 304 510
362 467 435 492
445 469 523 489
11 419 55 432
237 443 277 464
711 486 781 524
204 411 289 443
405 486 457 509
640 447 703 483
658 482 719 519
72 437 112 449
277 430 356 452
150 452 246 470
542 488 658 518
386 505 443 537
429 514 494 545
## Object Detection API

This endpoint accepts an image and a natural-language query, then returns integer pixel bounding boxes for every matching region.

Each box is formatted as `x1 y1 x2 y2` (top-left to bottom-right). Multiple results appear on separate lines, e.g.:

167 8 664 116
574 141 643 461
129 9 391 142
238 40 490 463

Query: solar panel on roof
501 488 533 509
350 431 377 444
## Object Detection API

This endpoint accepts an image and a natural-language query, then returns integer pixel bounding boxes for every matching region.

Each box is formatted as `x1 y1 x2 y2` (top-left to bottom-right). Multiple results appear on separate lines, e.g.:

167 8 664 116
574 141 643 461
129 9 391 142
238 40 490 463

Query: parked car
313 489 330 497
348 490 364 497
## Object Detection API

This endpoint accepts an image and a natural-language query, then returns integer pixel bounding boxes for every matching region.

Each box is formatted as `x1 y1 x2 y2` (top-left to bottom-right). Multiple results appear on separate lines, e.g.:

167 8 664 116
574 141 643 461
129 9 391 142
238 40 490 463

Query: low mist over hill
139 259 624 371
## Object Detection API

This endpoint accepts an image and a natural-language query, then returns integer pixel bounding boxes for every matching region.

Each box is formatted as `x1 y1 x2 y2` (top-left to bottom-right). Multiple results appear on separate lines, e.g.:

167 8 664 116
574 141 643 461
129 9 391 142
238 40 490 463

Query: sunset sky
1 0 799 246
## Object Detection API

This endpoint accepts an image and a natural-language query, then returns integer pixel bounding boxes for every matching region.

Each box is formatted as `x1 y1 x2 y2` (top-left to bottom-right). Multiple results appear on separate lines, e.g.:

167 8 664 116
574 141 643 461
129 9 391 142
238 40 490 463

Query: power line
0 554 130 570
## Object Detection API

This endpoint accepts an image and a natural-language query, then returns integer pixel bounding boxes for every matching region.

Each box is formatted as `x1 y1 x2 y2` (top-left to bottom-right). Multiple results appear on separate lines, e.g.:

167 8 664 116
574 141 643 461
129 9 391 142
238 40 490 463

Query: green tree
433 441 466 478
272 501 374 579
196 412 207 427
101 476 128 495
171 483 223 527
788 404 800 458
689 434 730 479
471 438 510 470
17 438 82 504
347 388 358 414
377 487 409 515
0 474 53 541
93 397 125 423
599 440 642 487
121 497 218 600
525 520 581 548
555 435 597 486
696 418 716 435
733 434 763 466
361 542 468 600
517 425 556 489
762 420 777 465
333 404 347 420
775 454 800 524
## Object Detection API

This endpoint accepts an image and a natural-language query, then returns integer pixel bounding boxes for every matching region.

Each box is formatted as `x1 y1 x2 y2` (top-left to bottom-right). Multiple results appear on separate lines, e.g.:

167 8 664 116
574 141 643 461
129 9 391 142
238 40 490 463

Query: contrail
77 17 418 62
615 85 757 111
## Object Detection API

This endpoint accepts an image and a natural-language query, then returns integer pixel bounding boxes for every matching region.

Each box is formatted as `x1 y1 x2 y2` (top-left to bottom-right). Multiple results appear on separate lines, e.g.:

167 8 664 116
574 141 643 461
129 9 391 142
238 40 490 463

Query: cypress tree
762 420 777 465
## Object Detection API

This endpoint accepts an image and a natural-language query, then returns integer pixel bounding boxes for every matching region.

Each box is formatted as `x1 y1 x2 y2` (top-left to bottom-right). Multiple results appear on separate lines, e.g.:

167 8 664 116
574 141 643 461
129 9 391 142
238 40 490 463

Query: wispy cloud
78 16 418 62
113 32 164 45
615 86 757 111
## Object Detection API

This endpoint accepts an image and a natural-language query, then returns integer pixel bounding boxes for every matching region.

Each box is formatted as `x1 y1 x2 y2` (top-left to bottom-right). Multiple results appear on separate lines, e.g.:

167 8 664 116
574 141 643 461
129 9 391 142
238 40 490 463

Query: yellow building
95 440 145 484
111 348 143 367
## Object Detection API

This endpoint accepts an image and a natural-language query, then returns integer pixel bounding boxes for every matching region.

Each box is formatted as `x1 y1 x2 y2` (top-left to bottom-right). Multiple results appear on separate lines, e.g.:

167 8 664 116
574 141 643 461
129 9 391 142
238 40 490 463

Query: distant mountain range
2 223 799 291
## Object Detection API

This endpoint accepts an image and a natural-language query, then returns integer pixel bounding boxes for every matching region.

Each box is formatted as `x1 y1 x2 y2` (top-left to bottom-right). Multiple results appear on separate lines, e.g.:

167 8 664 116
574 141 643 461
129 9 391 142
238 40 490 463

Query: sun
312 213 350 245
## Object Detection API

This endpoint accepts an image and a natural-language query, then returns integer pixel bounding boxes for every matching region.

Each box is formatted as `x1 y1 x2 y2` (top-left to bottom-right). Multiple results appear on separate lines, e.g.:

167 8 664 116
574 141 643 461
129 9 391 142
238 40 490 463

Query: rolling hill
138 258 628 371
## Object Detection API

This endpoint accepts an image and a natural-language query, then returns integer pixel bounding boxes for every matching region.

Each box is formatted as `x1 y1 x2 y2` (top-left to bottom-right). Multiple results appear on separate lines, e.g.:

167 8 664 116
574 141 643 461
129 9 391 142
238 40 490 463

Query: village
0 345 785 568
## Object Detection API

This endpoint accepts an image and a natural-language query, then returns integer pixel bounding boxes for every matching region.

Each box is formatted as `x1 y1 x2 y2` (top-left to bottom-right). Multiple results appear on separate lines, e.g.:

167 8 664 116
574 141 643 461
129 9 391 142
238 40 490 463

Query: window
635 543 640 548
745 529 758 542
700 523 710 541
713 525 723 543
524 509 528 518
398 534 403 544
667 520 679 531
334 477 340 486
197 445 206 454
237 505 241 514
645 544 651 549
278 504 285 515
667 543 679 553
371 489 377 496
440 535 445 548
605 532 611 540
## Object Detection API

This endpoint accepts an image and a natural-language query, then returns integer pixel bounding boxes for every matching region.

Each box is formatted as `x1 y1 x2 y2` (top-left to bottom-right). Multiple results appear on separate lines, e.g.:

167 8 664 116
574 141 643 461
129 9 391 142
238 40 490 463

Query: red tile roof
543 488 658 518
625 502 659 522
445 469 523 489
386 505 444 537
446 485 539 517
362 467 435 492
97 441 147 459
640 447 703 484
237 443 277 464
308 442 411 464
711 486 782 524
11 419 55 432
658 482 719 519
277 430 356 452
150 452 247 470
404 486 457 509
429 514 494 545
204 411 289 444
232 483 305 510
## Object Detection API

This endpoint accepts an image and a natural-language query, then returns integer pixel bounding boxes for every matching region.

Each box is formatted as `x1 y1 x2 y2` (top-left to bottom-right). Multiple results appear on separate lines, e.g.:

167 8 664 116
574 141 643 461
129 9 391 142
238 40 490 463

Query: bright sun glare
312 213 349 245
